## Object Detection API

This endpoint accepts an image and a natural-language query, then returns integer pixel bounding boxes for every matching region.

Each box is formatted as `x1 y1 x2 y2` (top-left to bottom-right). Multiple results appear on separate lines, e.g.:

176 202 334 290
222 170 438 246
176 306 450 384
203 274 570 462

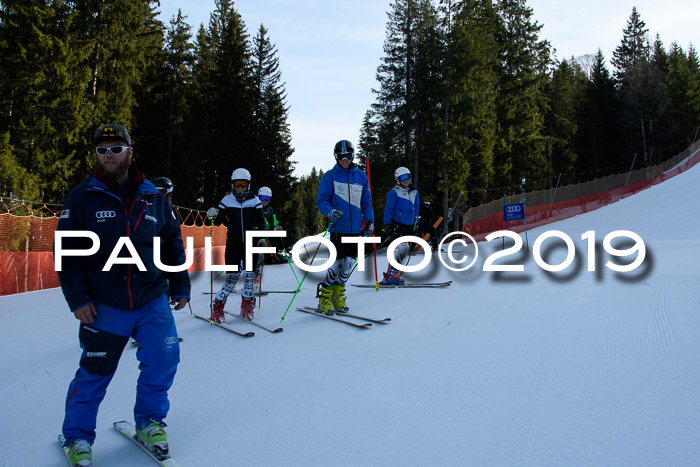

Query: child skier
253 186 283 291
206 168 265 322
382 166 419 285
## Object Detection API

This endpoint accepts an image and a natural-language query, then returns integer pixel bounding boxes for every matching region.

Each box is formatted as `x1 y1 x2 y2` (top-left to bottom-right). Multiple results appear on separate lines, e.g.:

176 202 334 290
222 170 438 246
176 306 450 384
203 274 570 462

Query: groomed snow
2 163 699 466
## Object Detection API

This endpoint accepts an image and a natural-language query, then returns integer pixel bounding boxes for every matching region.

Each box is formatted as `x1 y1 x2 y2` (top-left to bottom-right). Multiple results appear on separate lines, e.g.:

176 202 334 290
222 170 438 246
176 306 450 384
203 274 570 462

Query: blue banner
504 203 524 221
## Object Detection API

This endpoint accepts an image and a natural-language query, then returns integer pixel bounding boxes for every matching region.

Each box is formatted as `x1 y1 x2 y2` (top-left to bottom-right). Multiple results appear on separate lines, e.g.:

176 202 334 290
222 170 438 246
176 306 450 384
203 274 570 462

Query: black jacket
56 169 191 312
207 192 265 241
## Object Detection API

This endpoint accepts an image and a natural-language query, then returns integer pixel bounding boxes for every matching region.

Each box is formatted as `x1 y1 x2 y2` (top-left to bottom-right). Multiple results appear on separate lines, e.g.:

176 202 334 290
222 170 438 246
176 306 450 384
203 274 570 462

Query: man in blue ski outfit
56 124 190 465
382 166 420 285
316 140 374 314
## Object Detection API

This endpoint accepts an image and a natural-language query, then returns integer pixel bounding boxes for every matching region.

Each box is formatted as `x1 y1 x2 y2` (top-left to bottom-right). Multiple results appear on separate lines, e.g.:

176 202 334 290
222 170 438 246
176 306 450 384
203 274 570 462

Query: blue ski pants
62 294 180 445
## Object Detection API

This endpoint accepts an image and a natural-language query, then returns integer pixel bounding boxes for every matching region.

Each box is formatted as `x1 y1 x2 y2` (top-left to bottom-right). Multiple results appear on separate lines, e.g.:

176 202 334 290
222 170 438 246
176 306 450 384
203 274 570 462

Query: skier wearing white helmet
205 168 265 321
382 166 419 285
253 186 284 289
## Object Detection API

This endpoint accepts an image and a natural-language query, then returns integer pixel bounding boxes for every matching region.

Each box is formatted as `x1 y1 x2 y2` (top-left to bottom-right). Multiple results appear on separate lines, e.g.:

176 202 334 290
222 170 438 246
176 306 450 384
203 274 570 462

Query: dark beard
98 156 130 182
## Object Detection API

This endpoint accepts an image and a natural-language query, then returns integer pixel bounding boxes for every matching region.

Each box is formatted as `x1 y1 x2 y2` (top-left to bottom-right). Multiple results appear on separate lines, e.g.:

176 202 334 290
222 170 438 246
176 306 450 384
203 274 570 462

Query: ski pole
209 215 214 309
257 260 264 309
280 222 332 322
280 236 301 287
364 153 379 291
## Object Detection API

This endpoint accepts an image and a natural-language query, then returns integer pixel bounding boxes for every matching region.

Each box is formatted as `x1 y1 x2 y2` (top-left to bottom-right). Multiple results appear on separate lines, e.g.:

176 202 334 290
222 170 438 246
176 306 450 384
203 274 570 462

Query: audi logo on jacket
55 169 191 312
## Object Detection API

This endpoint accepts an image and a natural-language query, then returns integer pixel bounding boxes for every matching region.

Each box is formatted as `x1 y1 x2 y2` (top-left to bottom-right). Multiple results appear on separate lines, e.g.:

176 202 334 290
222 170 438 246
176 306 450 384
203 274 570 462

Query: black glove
386 222 399 240
361 221 374 237
328 209 343 226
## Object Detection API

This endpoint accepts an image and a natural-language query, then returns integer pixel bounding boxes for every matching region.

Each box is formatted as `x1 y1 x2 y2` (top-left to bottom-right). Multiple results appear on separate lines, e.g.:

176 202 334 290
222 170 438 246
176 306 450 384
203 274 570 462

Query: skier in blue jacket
56 124 190 465
382 167 419 285
316 140 374 314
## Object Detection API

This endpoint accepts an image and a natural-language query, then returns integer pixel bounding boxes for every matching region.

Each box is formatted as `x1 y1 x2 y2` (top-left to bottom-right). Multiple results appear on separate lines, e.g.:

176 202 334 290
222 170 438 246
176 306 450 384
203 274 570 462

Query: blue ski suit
384 184 419 232
317 163 374 234
56 167 191 445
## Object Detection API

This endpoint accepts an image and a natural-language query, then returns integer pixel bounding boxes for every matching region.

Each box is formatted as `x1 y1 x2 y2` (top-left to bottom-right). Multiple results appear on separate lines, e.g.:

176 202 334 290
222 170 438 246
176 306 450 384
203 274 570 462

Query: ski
202 290 269 296
336 310 391 324
192 313 255 337
113 421 180 466
296 307 372 328
352 281 452 288
225 311 283 333
257 290 299 294
202 290 298 295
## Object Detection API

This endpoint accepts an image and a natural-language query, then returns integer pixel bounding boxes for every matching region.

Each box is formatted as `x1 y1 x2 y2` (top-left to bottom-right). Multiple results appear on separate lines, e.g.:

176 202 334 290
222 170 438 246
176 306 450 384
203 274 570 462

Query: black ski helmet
154 177 173 199
334 140 354 162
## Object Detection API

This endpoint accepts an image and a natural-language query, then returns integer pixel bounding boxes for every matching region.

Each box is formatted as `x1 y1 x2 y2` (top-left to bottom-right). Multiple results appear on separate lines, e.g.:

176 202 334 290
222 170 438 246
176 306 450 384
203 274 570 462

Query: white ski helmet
258 186 272 198
231 168 251 182
394 167 411 183
231 168 251 191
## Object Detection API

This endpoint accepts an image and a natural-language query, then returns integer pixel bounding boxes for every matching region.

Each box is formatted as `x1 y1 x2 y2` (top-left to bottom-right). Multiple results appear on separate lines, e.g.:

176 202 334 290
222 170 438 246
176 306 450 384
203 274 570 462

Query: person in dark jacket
154 176 174 205
315 140 374 314
56 124 191 466
253 186 283 285
206 168 265 322
417 198 438 251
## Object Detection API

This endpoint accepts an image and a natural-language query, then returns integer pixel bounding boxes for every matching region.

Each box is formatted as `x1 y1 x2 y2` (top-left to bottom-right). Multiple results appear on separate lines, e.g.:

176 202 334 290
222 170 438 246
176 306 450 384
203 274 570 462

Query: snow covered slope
1 163 699 466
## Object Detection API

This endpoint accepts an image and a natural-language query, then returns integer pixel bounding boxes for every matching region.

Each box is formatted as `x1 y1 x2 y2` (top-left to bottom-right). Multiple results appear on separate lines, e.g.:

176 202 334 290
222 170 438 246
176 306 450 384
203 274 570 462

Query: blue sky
157 0 697 178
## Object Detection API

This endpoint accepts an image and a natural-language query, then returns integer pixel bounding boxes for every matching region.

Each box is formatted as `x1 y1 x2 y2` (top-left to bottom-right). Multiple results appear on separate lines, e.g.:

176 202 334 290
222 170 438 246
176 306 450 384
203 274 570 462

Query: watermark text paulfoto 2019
53 229 646 274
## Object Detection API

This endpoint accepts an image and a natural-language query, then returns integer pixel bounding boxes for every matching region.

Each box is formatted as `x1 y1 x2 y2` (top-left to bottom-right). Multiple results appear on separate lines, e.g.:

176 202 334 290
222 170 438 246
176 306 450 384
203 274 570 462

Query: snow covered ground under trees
2 163 700 466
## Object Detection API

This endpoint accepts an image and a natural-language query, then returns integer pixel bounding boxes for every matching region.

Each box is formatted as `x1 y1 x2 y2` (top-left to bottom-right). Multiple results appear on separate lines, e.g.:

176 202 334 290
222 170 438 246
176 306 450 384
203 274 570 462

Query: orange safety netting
0 202 229 296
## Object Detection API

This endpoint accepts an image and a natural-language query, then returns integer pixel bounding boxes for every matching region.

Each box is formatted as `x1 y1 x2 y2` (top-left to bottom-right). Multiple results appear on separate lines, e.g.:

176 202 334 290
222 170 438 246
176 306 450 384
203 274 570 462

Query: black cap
94 124 131 145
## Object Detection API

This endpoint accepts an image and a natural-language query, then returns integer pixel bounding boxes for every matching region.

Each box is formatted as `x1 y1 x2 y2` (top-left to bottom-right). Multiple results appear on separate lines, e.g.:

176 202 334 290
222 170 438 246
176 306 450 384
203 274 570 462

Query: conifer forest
1 0 699 237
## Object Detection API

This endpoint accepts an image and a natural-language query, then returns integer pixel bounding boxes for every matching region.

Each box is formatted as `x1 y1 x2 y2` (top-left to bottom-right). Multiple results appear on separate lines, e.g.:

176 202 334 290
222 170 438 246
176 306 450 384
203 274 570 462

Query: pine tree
187 0 254 207
210 0 253 201
687 46 700 144
493 0 552 191
665 43 700 154
441 0 498 206
576 49 620 176
364 0 444 222
0 0 92 201
611 7 649 83
132 8 198 205
250 24 295 225
544 58 586 183
186 24 218 207
613 8 669 165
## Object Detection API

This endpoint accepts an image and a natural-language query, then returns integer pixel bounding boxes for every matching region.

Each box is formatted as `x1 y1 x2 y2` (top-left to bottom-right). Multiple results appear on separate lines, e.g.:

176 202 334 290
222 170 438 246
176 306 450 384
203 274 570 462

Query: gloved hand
328 209 343 225
361 221 374 237
206 207 218 218
274 225 283 231
386 221 399 239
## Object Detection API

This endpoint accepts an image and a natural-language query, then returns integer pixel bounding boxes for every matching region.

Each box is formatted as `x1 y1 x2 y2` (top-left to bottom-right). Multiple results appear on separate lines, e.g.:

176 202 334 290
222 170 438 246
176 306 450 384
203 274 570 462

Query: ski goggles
232 180 249 188
158 186 173 196
260 195 271 202
95 145 130 155
398 174 410 182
